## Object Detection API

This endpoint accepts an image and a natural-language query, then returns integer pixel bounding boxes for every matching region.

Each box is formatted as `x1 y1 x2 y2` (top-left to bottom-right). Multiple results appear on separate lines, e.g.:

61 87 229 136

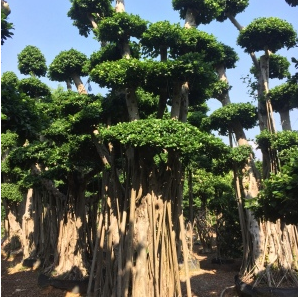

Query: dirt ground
1 245 241 297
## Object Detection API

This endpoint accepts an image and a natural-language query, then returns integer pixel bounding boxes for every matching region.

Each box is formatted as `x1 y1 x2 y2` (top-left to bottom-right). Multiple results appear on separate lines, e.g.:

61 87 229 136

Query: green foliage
96 12 148 43
99 119 229 158
67 0 114 37
1 131 19 154
43 91 103 140
18 77 51 99
170 27 224 63
212 145 253 175
256 130 298 155
17 45 47 77
141 21 182 58
1 183 23 202
250 54 291 80
237 17 297 53
1 71 19 89
48 48 88 82
136 88 159 119
1 12 14 45
172 0 225 25
187 110 208 130
1 78 43 142
210 80 230 100
268 82 298 112
216 0 249 22
251 147 298 225
87 42 140 71
205 103 258 136
90 58 146 89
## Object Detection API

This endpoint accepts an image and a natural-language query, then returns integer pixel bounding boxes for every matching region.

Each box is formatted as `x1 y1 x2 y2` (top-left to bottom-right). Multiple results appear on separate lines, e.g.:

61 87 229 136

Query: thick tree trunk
90 148 189 297
180 82 189 122
184 8 197 28
171 83 182 119
216 65 231 105
22 189 35 259
71 73 87 94
279 108 292 130
3 199 23 251
157 47 168 119
55 175 89 277
66 79 72 90
126 88 140 121
115 0 125 13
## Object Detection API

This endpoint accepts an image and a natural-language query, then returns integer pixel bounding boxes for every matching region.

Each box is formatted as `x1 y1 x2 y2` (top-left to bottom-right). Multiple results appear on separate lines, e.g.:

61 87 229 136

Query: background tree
17 45 47 77
1 0 13 45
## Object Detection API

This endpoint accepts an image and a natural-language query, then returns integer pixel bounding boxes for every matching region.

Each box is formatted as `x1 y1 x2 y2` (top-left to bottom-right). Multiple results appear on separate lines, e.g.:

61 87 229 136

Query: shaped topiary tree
17 45 47 77
268 82 298 131
48 48 88 94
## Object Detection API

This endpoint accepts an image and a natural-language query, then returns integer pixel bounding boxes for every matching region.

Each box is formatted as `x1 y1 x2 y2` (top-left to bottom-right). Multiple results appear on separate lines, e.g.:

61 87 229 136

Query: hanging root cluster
89 191 189 297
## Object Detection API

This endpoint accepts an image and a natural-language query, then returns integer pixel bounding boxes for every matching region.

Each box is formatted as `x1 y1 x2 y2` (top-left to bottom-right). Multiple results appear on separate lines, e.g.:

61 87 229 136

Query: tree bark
171 83 182 119
126 88 140 121
115 0 125 13
22 188 35 259
71 73 87 94
184 8 197 28
279 107 292 131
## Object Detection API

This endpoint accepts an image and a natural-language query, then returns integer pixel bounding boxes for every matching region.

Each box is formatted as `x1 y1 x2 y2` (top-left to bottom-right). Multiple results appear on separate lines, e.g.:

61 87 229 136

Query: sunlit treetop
216 0 249 22
95 12 148 43
48 48 88 82
67 0 114 37
169 28 233 67
205 103 258 136
17 45 47 77
237 17 297 53
1 71 19 90
172 0 225 25
141 21 182 58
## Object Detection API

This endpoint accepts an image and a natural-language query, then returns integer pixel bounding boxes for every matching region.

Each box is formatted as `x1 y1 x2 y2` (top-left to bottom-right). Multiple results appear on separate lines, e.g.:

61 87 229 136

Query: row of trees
2 0 298 296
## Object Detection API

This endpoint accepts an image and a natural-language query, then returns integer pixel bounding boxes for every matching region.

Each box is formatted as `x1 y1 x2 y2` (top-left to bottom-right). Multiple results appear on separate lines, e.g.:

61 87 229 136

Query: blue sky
1 0 298 141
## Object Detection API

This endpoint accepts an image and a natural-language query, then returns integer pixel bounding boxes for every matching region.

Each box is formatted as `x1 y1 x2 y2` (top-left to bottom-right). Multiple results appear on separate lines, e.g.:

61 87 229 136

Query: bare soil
1 245 241 297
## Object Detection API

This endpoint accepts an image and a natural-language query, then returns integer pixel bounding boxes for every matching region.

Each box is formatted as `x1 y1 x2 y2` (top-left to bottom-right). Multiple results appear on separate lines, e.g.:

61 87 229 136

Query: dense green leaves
172 0 225 25
250 54 291 80
268 82 298 112
1 79 43 142
90 58 146 89
1 12 14 45
237 17 297 53
48 49 88 82
216 0 249 22
95 12 147 43
205 103 258 136
67 0 114 37
17 45 47 77
99 118 229 157
18 77 51 99
256 130 298 155
87 42 140 70
251 147 298 224
141 21 181 58
1 183 23 202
